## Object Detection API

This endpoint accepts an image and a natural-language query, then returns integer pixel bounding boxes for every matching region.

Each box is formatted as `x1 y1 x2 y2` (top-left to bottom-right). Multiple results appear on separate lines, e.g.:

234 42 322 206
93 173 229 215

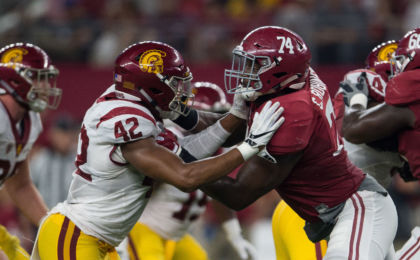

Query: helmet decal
0 43 61 111
139 50 166 74
1 48 28 66
377 43 397 62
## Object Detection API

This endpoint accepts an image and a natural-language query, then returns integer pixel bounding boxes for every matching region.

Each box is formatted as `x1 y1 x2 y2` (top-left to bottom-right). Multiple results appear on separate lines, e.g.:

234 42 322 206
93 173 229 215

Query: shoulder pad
257 91 314 154
89 101 158 143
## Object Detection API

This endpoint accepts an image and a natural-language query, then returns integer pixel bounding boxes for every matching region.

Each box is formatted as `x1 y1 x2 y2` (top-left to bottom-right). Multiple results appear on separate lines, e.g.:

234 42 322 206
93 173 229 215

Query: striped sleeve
92 103 158 144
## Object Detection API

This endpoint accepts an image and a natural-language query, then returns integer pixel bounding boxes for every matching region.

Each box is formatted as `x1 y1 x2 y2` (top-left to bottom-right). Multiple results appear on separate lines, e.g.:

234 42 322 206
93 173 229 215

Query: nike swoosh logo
249 130 275 139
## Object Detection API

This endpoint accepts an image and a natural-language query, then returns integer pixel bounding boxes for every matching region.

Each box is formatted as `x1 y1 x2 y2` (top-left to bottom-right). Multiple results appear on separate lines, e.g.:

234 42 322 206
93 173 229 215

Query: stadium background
1 0 420 259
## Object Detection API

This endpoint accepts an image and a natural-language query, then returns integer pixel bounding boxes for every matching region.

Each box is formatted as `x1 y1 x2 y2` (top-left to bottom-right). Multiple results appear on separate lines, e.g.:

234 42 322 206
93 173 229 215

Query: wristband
222 218 242 239
236 142 259 161
173 108 199 131
349 93 368 109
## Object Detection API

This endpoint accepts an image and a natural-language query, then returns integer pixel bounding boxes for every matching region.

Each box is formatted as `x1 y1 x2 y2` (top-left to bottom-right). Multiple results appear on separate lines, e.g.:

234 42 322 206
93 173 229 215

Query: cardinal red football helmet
114 41 193 117
225 26 311 101
0 43 61 112
365 40 397 82
192 81 230 112
391 28 420 76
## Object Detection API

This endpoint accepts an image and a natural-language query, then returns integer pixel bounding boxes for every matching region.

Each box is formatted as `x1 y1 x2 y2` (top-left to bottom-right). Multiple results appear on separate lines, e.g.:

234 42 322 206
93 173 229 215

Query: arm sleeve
179 119 231 159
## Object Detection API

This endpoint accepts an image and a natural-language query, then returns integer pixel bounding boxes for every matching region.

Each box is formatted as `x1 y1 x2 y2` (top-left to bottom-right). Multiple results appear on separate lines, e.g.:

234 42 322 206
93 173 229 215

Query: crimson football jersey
250 70 365 223
386 70 420 178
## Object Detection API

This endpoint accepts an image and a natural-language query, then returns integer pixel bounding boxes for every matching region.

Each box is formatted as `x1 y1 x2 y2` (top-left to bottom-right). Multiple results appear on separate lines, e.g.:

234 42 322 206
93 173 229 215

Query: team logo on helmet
139 50 166 74
377 43 398 62
1 48 28 67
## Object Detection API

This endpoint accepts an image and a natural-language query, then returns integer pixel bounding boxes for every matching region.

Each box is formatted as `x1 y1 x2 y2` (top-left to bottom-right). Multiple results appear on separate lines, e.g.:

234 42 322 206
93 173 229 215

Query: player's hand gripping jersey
251 69 366 224
51 85 159 246
0 101 42 185
386 70 420 179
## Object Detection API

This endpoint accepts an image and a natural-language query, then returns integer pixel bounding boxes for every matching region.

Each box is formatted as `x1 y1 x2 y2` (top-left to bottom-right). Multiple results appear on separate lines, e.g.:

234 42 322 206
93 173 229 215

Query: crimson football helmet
365 40 397 82
114 41 193 117
192 81 230 112
391 27 420 76
0 43 61 112
225 26 311 101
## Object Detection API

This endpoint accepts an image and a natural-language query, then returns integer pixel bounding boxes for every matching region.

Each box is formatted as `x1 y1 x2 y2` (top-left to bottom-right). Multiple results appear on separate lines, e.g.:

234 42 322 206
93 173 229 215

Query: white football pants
324 190 398 260
396 226 420 260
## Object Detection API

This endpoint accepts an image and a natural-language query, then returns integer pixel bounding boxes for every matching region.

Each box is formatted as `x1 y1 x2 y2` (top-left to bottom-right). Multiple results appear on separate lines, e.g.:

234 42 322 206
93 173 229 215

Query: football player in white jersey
0 43 62 260
125 82 257 260
31 41 284 260
336 40 404 188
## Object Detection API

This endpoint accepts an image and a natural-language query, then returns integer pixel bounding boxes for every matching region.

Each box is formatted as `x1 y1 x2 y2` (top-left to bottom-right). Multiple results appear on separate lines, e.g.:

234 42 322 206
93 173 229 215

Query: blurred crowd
1 0 420 66
1 0 420 258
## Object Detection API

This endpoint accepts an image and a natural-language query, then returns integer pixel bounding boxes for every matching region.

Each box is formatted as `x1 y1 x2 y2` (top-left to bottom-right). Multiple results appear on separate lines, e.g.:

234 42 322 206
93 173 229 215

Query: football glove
339 71 369 107
237 101 284 160
229 92 250 120
222 218 257 260
155 129 181 155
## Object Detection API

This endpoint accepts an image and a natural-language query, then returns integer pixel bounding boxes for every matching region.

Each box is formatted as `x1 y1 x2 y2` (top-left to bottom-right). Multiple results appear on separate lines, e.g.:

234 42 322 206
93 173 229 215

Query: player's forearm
201 178 256 210
6 182 47 225
181 114 243 159
343 104 412 144
177 149 245 192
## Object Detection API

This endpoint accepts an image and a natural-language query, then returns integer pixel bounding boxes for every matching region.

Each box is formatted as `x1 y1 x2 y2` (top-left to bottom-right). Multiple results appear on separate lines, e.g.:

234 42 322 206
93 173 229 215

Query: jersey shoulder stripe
96 106 156 128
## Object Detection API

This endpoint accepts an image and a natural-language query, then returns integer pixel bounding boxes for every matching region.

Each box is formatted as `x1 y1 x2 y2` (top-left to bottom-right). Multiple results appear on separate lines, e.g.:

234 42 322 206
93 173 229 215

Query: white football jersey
343 69 386 99
342 69 403 187
51 85 159 246
139 183 208 240
0 101 42 186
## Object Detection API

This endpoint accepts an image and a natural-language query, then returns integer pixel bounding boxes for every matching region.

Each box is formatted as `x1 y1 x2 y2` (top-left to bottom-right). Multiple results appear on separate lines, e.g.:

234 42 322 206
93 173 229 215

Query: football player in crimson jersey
342 28 420 260
31 41 284 260
123 82 256 260
0 43 62 260
198 26 398 259
268 40 402 260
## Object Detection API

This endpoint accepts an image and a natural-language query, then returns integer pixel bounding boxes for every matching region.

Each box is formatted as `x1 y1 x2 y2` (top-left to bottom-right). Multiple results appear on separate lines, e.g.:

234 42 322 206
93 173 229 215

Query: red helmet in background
391 27 420 76
365 40 397 82
0 43 61 112
114 41 193 117
192 82 231 112
225 26 311 101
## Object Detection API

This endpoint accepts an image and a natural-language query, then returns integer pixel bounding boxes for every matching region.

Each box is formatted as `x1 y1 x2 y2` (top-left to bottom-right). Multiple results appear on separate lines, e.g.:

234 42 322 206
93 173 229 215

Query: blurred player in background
31 41 283 260
125 82 257 260
336 40 404 188
200 26 398 259
341 27 420 260
0 43 62 260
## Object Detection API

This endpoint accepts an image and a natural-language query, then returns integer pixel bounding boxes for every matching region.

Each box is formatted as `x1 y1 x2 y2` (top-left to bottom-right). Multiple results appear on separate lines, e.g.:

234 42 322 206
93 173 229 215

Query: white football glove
237 100 285 160
339 72 369 108
229 92 250 120
258 147 277 163
222 218 258 260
